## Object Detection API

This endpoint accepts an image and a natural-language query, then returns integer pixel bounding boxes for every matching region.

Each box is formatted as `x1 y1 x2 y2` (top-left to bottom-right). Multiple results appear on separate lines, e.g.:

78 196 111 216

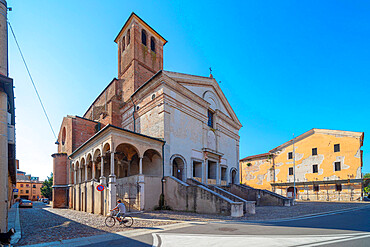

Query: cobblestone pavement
16 202 178 246
135 202 370 222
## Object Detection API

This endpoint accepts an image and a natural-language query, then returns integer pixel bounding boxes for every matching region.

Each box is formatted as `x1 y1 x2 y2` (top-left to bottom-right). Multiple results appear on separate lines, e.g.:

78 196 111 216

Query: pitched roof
240 153 270 162
269 128 364 153
114 12 167 45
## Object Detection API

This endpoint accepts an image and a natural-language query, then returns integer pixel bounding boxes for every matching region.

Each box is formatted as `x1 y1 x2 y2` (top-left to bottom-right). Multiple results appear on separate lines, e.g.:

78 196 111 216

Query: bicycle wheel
122 215 133 227
105 216 116 227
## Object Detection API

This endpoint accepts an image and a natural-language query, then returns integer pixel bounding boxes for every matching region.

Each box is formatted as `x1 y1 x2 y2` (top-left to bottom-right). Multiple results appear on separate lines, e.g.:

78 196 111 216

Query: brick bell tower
114 13 167 101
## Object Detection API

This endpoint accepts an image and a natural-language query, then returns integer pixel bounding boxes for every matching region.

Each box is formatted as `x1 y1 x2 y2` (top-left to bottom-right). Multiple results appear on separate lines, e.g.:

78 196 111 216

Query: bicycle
105 210 134 227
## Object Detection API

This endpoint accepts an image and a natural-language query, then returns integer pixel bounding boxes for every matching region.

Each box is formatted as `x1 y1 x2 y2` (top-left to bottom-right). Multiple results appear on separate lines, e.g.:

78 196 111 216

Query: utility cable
7 20 58 140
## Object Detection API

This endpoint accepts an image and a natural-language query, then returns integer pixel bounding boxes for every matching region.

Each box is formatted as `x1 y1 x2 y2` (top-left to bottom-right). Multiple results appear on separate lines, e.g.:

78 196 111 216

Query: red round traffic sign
97 185 105 191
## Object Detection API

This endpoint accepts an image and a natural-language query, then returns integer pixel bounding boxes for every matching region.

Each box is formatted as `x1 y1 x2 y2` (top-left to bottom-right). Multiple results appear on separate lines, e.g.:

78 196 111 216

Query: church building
52 13 242 215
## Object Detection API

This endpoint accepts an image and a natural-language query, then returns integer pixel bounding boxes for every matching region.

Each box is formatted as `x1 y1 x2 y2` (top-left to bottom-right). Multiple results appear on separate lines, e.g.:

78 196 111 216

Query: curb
212 204 370 224
19 221 201 247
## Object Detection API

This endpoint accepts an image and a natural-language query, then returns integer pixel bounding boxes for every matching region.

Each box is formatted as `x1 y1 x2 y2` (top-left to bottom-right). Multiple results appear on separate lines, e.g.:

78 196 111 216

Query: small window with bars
288 152 293 159
335 162 341 171
289 167 293 175
336 184 342 191
334 144 340 152
313 185 319 192
313 164 318 173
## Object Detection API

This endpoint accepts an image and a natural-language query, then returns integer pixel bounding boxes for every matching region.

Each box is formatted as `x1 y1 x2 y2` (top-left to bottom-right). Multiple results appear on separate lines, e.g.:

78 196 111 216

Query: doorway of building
231 169 237 184
287 187 297 198
172 157 185 181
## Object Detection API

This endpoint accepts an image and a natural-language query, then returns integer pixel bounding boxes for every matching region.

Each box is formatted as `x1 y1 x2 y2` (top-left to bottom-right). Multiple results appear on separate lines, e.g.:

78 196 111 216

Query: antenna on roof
209 67 213 78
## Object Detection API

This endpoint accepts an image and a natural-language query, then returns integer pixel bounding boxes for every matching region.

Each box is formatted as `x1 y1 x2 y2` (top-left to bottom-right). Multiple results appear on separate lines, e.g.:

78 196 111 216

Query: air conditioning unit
8 125 15 144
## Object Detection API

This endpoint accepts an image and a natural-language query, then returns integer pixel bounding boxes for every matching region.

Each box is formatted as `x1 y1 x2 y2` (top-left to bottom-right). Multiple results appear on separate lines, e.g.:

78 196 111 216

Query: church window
136 105 140 111
141 30 147 46
121 36 125 51
207 110 214 128
152 94 156 100
127 29 130 45
150 37 156 52
62 127 66 145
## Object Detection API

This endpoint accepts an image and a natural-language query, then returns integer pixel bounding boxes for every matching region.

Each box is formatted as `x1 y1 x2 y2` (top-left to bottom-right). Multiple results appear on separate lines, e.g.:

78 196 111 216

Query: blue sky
6 0 370 180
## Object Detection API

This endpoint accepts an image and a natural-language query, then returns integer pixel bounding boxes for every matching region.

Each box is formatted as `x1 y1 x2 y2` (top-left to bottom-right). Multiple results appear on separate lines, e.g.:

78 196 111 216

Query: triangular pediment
163 71 242 127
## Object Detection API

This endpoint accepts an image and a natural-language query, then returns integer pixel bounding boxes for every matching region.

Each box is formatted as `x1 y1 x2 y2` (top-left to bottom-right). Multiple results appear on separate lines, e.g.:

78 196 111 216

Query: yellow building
240 129 364 201
15 171 43 201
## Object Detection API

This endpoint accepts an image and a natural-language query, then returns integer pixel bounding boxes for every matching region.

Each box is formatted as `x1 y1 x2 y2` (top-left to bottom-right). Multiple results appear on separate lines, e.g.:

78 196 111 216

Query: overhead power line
7 20 58 140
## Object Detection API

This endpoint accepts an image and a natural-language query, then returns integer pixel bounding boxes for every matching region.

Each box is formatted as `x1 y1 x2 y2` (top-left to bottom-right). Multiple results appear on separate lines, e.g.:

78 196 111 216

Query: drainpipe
130 96 136 132
161 142 166 209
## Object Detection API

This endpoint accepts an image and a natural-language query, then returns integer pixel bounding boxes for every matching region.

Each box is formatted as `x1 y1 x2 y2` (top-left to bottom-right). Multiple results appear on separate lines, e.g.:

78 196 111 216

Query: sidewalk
8 202 21 245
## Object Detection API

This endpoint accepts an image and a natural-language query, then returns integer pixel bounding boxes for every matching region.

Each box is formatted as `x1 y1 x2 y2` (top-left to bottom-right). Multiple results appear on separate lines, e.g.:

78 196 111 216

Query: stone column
100 156 106 184
127 159 131 176
92 162 96 180
139 157 143 174
138 175 145 211
74 166 77 185
216 162 220 185
201 161 205 183
108 152 116 211
204 159 208 184
78 166 82 183
84 163 88 182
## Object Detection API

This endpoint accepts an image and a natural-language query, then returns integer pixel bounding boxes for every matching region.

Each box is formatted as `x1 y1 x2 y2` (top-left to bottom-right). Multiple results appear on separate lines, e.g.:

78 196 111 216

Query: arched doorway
231 169 237 184
172 157 185 181
287 187 297 198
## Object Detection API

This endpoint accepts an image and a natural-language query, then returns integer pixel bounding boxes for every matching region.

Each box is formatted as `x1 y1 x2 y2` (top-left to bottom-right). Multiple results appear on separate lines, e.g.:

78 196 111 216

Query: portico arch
142 149 162 176
115 143 140 178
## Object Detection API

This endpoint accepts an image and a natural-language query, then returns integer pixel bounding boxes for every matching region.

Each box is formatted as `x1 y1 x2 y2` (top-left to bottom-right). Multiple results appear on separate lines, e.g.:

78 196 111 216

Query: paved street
13 201 370 246
82 204 370 247
15 202 178 246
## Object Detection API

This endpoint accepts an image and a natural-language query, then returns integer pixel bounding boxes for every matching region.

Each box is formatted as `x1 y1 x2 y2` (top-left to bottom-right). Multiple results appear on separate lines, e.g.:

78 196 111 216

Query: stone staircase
187 178 256 214
222 183 294 207
164 176 244 217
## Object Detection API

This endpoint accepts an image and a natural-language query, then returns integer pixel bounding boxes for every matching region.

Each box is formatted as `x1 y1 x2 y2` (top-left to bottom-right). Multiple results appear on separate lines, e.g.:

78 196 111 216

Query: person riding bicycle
111 200 127 224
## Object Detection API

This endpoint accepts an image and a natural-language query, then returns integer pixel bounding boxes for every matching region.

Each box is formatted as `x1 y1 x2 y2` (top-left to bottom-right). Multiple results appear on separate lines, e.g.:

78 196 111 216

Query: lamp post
293 133 296 204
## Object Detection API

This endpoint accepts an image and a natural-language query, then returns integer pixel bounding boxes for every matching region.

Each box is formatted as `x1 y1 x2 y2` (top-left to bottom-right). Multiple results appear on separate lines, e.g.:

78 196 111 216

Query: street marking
151 233 370 247
217 204 370 224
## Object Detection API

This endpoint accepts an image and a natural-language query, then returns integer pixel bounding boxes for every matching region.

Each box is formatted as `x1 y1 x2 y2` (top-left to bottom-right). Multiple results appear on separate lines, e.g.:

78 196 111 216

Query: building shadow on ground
16 202 151 246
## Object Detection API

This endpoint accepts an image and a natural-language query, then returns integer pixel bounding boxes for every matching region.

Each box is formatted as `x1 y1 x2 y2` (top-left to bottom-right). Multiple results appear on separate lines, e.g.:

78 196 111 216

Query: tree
41 173 53 199
364 173 370 196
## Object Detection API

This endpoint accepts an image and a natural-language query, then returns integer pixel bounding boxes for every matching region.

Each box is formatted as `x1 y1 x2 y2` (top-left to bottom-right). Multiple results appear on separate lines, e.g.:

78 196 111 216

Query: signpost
96 185 105 192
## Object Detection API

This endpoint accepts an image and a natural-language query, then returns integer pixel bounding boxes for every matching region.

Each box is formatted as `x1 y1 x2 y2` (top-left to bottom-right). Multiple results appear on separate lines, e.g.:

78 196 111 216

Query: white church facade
52 13 243 216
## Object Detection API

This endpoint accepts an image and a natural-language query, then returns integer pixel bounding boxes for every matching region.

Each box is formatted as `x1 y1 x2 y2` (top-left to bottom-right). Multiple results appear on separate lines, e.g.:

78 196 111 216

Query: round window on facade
136 106 140 111
152 94 156 100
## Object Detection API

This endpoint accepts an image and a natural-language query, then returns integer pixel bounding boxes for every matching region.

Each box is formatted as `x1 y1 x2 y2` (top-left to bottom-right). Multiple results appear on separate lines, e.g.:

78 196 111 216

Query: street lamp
293 133 296 204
